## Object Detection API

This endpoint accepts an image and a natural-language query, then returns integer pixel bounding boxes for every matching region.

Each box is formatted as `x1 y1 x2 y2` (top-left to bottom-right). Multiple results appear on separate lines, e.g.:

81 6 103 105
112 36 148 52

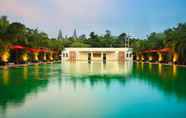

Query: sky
0 0 186 38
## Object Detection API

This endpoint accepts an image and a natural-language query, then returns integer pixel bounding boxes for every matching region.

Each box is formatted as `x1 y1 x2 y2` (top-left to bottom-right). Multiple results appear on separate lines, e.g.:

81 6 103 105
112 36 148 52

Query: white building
62 48 133 62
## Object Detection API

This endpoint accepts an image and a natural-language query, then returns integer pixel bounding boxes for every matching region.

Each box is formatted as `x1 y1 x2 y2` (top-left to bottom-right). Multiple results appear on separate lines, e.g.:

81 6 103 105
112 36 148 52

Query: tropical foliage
132 23 186 64
0 16 186 64
0 16 64 52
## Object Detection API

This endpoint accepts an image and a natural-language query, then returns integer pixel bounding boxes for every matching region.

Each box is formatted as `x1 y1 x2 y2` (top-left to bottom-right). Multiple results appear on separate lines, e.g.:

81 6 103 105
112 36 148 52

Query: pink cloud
0 0 43 21
0 0 117 37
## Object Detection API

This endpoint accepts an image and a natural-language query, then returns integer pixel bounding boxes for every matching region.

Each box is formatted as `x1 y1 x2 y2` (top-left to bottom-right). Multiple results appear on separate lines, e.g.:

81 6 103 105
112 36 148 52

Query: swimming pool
0 62 186 118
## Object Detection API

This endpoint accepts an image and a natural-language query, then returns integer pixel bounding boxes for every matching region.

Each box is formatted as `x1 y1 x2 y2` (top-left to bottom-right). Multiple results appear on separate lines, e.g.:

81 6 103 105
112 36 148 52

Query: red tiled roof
28 48 40 53
143 48 172 53
10 45 25 49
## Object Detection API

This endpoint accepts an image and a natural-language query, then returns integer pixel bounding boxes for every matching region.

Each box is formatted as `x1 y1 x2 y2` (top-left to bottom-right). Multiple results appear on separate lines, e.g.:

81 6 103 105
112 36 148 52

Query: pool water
0 62 186 118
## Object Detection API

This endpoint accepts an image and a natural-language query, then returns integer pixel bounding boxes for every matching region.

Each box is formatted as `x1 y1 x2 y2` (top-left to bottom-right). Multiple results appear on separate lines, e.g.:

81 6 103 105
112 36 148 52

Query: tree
146 32 165 49
0 16 11 50
79 34 86 40
118 33 127 42
104 30 111 38
70 41 90 47
164 23 186 64
0 16 9 36
89 32 97 39
6 22 27 45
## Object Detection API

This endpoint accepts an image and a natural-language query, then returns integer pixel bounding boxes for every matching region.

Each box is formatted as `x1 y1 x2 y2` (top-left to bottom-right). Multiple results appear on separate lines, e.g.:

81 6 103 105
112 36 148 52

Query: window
93 53 101 57
63 53 68 57
130 53 132 57
63 53 66 57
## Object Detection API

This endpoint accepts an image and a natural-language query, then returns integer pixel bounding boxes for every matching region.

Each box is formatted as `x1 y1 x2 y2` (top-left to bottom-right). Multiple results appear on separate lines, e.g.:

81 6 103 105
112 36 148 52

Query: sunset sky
1 0 186 38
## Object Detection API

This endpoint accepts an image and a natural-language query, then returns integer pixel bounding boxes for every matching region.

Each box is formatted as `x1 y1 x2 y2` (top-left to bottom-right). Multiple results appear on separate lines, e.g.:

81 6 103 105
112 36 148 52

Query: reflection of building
62 48 133 62
61 61 133 75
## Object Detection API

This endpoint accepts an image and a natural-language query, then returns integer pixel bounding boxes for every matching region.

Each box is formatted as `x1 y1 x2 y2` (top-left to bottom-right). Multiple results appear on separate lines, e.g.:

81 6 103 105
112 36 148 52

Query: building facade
62 48 133 62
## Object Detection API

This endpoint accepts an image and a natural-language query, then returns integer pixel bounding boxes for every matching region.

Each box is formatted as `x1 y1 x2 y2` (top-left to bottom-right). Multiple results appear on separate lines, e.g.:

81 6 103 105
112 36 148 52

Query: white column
116 51 119 61
101 60 104 74
77 51 79 61
101 52 103 61
91 52 93 61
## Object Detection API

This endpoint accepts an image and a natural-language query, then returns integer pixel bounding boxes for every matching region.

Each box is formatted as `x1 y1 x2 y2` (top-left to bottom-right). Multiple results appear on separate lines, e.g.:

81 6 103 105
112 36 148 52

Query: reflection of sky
4 78 186 118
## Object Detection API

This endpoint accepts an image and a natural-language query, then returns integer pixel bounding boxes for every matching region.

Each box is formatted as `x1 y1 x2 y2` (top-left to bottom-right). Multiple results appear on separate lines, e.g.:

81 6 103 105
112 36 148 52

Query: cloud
52 0 105 20
0 0 111 36
45 0 109 29
0 0 146 38
49 0 119 36
0 0 43 21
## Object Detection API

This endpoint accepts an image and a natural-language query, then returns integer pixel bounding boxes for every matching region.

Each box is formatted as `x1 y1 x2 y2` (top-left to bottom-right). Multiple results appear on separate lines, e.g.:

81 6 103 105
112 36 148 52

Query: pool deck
0 61 61 69
0 61 186 69
134 61 186 67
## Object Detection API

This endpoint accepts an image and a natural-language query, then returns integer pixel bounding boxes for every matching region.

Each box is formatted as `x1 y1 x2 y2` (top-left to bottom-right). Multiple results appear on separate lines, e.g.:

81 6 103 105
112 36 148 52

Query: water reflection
0 62 186 117
23 66 28 80
61 61 133 88
172 64 177 77
158 64 162 74
34 64 40 80
0 65 50 114
132 63 186 100
61 61 186 100
2 67 9 86
61 61 133 76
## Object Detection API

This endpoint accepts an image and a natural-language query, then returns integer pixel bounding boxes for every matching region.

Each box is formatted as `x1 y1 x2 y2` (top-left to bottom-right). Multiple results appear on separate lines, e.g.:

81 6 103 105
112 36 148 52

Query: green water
0 62 186 118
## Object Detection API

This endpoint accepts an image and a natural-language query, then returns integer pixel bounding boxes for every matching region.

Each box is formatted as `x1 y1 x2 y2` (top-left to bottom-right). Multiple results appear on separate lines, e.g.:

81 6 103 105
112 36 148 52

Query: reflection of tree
0 79 48 112
132 63 186 100
68 74 127 88
0 65 51 114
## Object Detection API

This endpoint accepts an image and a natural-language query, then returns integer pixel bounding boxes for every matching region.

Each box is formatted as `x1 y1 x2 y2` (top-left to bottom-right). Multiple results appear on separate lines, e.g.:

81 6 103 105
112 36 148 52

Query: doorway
88 53 91 62
103 53 106 63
